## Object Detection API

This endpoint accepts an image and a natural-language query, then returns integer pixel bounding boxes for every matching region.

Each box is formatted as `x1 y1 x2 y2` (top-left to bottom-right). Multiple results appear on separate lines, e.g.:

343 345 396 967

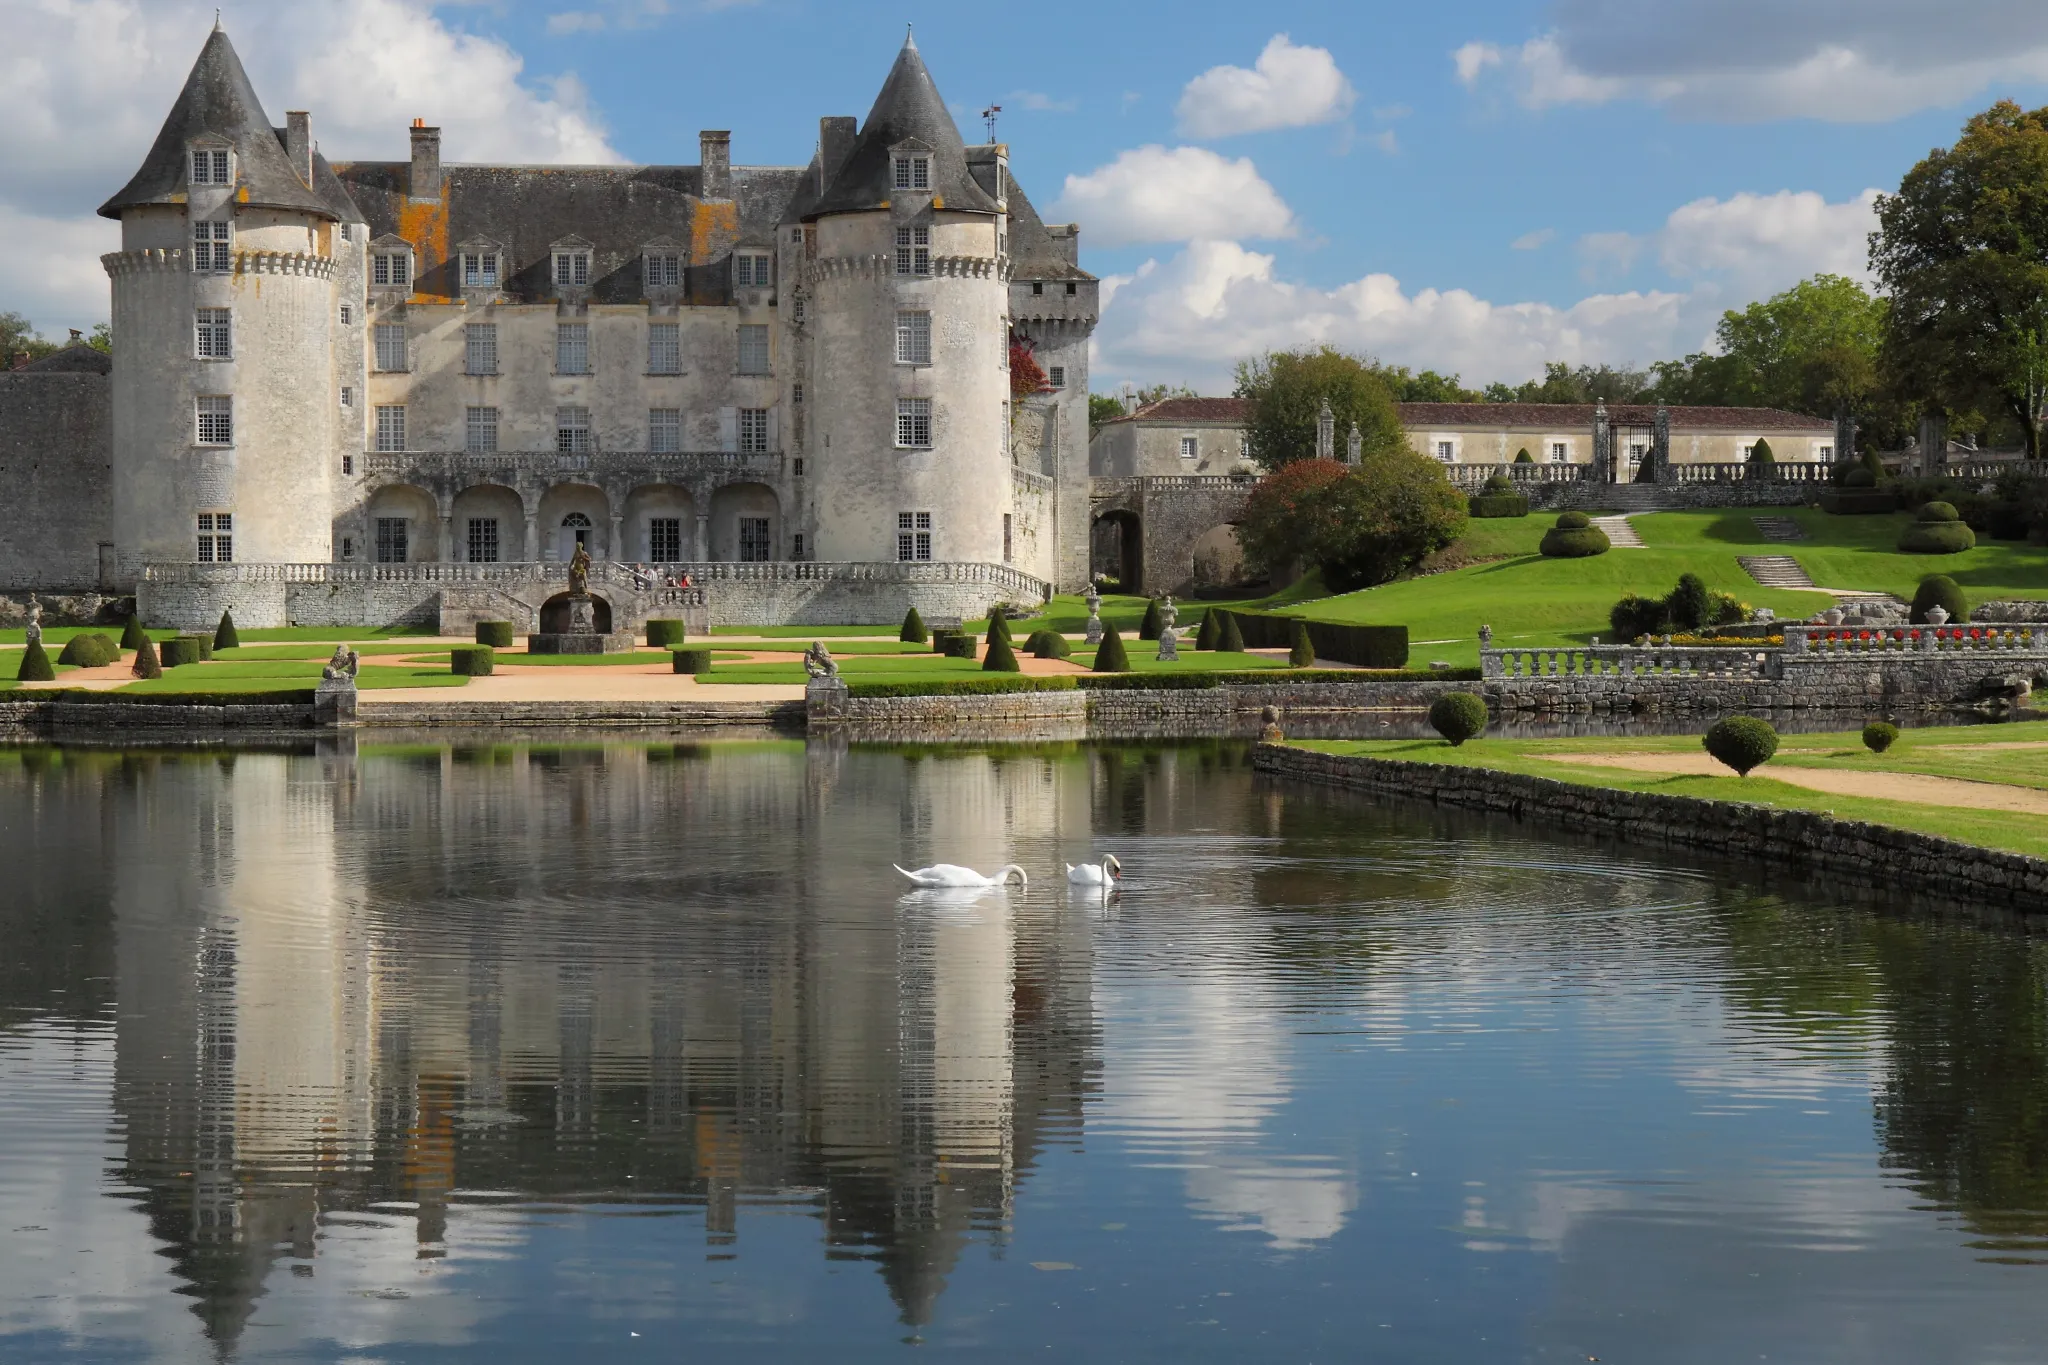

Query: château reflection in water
5 738 2048 1361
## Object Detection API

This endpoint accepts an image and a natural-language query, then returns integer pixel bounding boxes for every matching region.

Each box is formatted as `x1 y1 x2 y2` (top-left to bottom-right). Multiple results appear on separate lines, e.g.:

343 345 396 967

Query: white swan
895 863 1028 889
1065 855 1122 888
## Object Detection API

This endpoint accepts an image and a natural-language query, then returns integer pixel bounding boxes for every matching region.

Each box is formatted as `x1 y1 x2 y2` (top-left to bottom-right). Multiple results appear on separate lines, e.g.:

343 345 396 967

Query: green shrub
1077 671 1221 690
983 632 1021 672
1513 447 1534 464
1747 437 1776 474
159 637 203 668
1217 612 1245 654
1428 692 1488 746
1138 598 1164 641
14 638 54 682
1541 513 1611 558
1212 610 1408 668
930 628 960 655
476 620 516 648
847 675 1077 699
1483 474 1513 494
1703 715 1778 775
1610 592 1668 640
1843 465 1877 489
1288 620 1314 667
450 645 495 676
1820 488 1899 514
1910 574 1969 623
672 648 713 674
1093 629 1131 672
1667 573 1711 632
645 619 687 648
1711 592 1747 626
57 634 116 667
119 615 147 650
984 613 1012 645
1195 610 1220 651
941 634 978 659
48 687 314 705
130 638 160 679
899 607 928 644
1862 721 1900 754
1919 500 1961 522
1026 629 1071 659
1468 492 1531 518
213 610 240 650
1898 518 1976 554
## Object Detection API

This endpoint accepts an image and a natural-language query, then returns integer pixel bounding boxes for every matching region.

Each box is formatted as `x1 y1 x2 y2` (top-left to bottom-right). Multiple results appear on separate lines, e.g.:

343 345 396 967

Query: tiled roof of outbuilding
100 28 335 221
1399 403 1834 430
1099 397 1248 425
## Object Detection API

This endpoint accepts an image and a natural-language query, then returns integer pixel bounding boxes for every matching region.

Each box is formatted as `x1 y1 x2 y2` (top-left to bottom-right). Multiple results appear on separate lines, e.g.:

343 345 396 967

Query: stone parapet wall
0 699 314 732
359 699 804 729
818 678 1474 734
1254 744 2048 913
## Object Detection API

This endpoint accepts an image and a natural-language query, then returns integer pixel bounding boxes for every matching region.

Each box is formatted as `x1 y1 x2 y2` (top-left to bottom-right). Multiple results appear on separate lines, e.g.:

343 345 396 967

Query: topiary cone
15 637 55 682
119 615 147 650
1195 610 1220 651
1288 620 1314 667
982 631 1021 672
1217 612 1245 654
214 610 240 650
985 612 1012 645
1138 598 1164 641
131 638 161 679
900 607 928 644
1093 629 1131 672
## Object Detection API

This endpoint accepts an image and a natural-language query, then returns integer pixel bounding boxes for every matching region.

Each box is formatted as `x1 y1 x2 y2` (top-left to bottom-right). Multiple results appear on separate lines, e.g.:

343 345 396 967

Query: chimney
68 329 82 344
819 117 856 185
285 111 313 188
409 119 442 200
700 130 731 201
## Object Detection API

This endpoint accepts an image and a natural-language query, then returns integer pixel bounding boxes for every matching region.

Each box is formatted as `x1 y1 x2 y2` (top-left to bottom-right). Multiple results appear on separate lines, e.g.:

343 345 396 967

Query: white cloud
1007 90 1080 114
1091 188 1879 391
1050 146 1296 247
1511 228 1556 251
546 11 609 34
0 0 620 336
1456 2 2048 122
1176 34 1356 138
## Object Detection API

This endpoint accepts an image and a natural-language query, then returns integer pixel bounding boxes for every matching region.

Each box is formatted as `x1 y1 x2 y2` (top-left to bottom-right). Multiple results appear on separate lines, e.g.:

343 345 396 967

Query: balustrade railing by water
1782 622 2048 657
1481 643 1776 679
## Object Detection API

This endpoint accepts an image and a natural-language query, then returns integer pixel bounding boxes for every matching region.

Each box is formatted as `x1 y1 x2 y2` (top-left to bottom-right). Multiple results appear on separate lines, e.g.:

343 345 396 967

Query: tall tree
0 311 56 364
1233 345 1407 471
1485 361 1654 405
1873 100 2048 460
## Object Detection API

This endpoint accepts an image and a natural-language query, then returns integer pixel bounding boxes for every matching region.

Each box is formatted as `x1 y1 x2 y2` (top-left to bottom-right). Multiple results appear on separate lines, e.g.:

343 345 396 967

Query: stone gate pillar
1652 405 1673 484
1591 400 1611 483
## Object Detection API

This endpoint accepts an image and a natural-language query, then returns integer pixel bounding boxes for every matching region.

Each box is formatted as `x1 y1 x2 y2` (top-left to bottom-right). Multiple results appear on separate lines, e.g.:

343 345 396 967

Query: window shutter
766 407 779 450
719 407 737 452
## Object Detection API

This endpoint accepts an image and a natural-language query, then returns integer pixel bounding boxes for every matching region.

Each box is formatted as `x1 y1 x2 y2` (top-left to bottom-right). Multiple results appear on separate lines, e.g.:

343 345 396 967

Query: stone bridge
1089 475 1254 596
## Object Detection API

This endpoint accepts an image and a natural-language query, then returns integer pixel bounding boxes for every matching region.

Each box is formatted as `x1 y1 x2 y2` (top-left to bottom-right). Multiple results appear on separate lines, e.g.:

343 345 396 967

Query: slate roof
100 28 335 221
22 344 112 375
1104 398 1833 432
805 34 1001 221
997 164 1091 282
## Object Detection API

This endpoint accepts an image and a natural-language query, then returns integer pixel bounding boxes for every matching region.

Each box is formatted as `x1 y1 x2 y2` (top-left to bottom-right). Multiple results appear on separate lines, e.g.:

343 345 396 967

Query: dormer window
733 252 772 289
460 251 499 289
372 251 411 288
893 155 931 191
553 250 592 287
646 251 683 288
190 148 231 185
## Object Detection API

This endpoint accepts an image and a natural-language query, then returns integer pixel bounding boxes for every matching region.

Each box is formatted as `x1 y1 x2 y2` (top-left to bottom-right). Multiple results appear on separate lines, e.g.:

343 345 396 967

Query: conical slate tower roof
805 33 1000 221
99 27 334 220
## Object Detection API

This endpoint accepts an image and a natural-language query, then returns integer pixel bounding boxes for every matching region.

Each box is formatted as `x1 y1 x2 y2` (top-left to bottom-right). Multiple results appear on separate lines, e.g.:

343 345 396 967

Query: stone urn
1925 605 1950 627
1823 607 1845 628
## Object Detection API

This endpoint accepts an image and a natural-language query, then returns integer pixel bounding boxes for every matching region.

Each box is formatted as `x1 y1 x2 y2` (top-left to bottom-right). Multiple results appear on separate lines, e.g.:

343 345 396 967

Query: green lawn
117 665 465 693
1297 719 2048 857
1281 508 2048 667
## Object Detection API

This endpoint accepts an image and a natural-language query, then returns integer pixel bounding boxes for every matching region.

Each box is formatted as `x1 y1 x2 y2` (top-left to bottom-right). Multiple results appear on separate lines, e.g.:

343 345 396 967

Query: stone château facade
2 24 1097 628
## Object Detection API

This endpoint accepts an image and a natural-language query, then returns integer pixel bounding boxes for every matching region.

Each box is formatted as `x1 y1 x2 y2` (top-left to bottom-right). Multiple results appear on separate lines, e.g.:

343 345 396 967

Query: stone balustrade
362 450 784 481
1782 622 2048 657
1482 644 1774 680
1666 461 1833 483
1442 463 1583 488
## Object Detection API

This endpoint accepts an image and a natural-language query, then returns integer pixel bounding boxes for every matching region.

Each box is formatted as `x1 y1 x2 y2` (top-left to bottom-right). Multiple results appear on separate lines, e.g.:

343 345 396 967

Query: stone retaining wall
1254 743 2048 913
358 699 805 729
818 678 1474 734
1490 658 2043 715
0 699 315 731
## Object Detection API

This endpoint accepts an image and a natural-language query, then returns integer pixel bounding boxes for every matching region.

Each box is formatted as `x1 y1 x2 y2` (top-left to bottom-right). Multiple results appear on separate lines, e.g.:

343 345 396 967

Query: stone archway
1091 509 1142 594
537 483 610 561
540 591 613 633
708 482 779 562
363 483 437 563
450 483 526 563
1187 522 1250 592
623 484 696 563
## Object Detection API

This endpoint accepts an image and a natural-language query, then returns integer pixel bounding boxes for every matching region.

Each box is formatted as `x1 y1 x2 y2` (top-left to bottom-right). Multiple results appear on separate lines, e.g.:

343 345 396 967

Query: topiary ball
1843 466 1876 489
1541 520 1611 558
1483 474 1514 495
1898 520 1976 554
1703 715 1778 775
1428 692 1488 746
1027 629 1071 660
1919 501 1960 522
57 634 114 667
1910 575 1968 624
1862 721 1900 754
1555 511 1592 530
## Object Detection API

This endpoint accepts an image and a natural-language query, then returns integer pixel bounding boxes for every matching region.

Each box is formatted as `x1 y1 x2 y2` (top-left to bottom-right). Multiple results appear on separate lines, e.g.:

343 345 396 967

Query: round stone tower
800 35 1011 569
99 26 342 585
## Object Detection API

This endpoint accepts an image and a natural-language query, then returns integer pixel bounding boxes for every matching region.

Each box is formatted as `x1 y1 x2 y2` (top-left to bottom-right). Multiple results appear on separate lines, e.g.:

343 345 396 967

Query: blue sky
10 0 2048 390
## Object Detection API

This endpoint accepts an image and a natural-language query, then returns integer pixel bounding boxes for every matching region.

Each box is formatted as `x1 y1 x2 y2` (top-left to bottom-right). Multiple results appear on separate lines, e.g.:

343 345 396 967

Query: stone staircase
1588 484 1672 512
1591 515 1644 548
1752 516 1806 542
1739 555 1817 591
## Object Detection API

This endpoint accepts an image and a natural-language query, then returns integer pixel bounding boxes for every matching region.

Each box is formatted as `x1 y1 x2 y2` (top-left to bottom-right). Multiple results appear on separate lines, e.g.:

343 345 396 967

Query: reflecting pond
2 738 2046 1362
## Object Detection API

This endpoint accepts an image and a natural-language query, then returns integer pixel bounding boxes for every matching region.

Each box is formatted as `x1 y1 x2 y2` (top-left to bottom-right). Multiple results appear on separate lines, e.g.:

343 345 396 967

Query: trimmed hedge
899 607 928 644
672 648 713 674
1555 510 1592 530
645 619 687 648
213 611 240 650
1911 574 1968 623
1026 629 1071 659
1513 447 1534 463
159 637 204 668
1076 671 1217 690
940 633 978 659
476 620 516 648
930 628 961 655
119 615 148 650
1468 493 1531 518
1222 666 1481 683
14 638 55 682
1212 610 1408 669
1703 716 1779 775
1541 512 1611 557
57 633 118 667
1093 629 1131 672
1899 519 1976 554
450 645 495 676
1820 489 1899 515
1428 692 1488 746
1747 437 1776 474
1288 620 1315 667
847 675 1077 698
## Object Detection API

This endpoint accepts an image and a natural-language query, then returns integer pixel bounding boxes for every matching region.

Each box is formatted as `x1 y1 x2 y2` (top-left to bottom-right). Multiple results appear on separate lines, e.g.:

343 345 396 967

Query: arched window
559 510 593 559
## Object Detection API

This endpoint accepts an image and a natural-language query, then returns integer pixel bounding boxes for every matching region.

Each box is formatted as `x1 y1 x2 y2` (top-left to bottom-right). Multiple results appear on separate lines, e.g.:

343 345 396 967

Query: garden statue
1084 585 1104 645
321 645 360 681
24 594 41 648
1478 623 1492 648
568 542 592 598
1159 596 1178 632
803 640 839 678
1260 705 1284 744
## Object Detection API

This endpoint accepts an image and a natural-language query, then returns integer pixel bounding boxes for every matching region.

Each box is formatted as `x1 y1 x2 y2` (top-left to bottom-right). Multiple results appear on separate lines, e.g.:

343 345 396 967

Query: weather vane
982 104 1002 142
